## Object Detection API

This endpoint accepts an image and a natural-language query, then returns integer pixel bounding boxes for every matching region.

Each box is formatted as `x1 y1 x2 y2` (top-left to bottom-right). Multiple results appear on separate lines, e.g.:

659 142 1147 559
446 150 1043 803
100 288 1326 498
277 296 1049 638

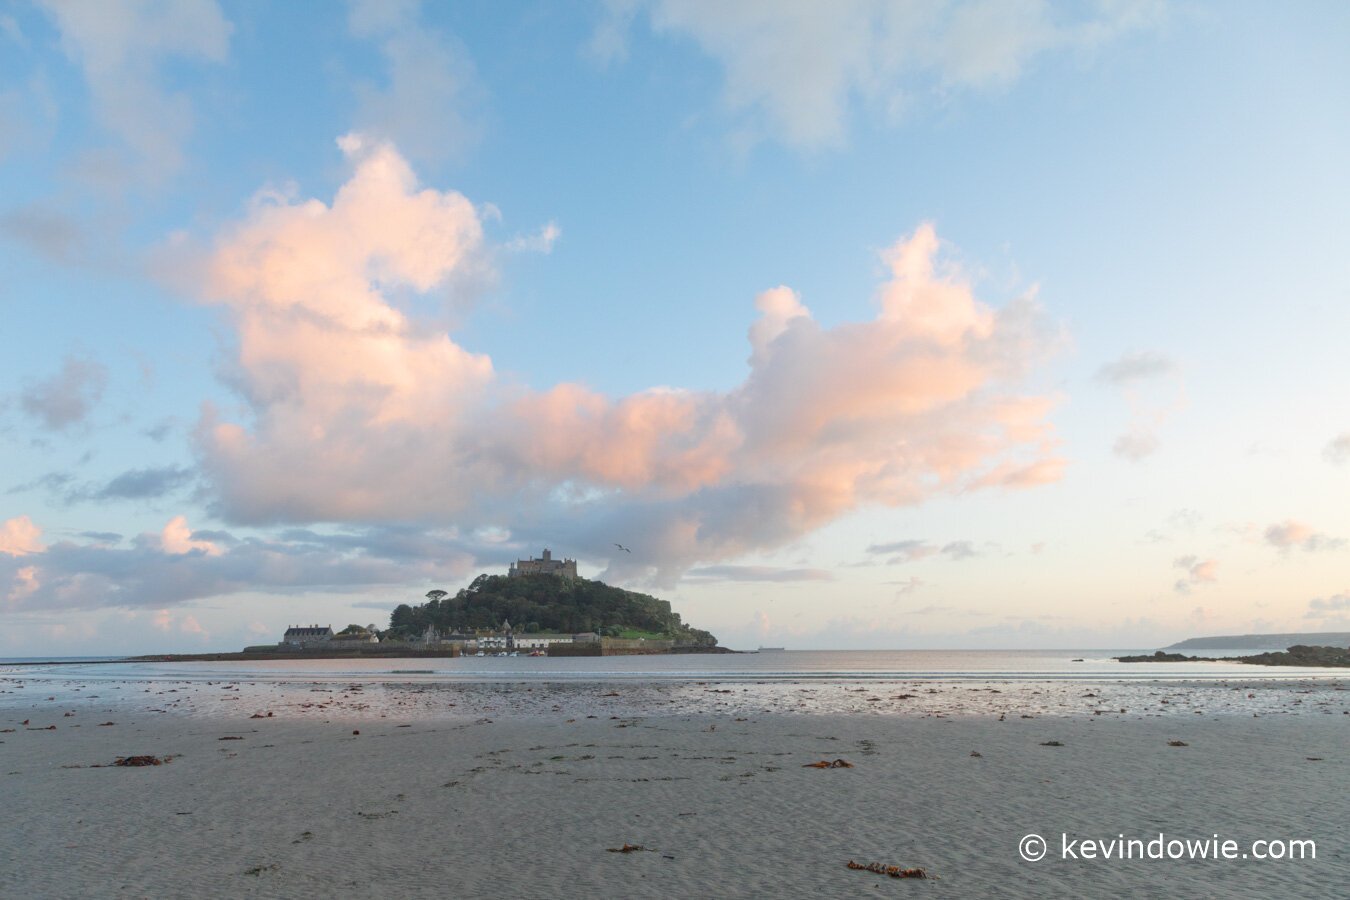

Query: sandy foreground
1 688 1346 899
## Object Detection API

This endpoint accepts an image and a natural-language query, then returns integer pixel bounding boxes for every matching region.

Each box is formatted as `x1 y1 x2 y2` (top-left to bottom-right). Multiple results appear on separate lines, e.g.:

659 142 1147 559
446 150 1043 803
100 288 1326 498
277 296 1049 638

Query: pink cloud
0 515 45 556
160 515 222 556
1173 554 1218 593
1263 519 1343 553
183 138 1064 582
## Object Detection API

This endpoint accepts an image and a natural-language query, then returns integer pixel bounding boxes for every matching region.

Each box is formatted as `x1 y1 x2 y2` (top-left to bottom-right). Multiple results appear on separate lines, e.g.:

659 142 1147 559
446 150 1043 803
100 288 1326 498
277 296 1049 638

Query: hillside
388 574 718 646
1164 632 1350 651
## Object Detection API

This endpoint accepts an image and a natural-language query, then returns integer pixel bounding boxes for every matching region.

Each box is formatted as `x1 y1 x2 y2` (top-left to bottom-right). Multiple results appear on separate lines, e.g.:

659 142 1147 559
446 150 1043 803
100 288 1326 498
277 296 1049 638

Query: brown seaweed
847 860 936 879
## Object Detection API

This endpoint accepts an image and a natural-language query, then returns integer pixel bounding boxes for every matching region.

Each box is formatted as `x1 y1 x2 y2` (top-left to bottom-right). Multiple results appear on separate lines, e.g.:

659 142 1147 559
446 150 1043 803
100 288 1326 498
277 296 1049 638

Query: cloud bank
174 136 1063 587
0 514 483 612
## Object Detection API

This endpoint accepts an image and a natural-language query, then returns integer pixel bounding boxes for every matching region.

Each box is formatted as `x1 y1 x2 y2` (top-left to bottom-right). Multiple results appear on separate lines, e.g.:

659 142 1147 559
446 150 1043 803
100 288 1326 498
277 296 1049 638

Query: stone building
280 625 334 646
508 548 578 579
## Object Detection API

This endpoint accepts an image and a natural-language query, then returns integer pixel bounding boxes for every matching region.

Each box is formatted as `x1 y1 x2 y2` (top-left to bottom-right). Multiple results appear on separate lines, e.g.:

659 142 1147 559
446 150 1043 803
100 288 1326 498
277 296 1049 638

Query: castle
508 548 578 579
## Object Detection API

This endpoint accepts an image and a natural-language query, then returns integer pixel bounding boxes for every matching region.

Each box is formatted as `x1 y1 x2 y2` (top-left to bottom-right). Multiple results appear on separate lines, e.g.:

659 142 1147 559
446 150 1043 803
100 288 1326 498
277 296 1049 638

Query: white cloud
599 0 1164 149
160 516 222 557
505 220 562 254
348 0 481 164
38 0 232 179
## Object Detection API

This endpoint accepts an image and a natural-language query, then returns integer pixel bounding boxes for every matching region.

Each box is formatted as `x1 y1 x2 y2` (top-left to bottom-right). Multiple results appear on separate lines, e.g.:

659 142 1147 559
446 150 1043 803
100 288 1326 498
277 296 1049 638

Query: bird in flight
614 543 631 553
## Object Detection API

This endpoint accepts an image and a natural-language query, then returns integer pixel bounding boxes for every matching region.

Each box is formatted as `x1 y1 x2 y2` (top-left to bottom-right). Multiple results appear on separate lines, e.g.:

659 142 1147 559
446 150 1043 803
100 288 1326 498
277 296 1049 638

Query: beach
2 670 1346 898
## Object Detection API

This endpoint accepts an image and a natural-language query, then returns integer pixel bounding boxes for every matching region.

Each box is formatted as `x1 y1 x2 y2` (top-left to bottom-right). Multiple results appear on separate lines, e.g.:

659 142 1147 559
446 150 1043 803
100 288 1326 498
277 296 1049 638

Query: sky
1 0 1348 655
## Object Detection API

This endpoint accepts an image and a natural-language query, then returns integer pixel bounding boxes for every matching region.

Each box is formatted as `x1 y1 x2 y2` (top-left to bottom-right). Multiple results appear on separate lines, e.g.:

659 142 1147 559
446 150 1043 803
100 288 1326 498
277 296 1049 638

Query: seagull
614 542 631 553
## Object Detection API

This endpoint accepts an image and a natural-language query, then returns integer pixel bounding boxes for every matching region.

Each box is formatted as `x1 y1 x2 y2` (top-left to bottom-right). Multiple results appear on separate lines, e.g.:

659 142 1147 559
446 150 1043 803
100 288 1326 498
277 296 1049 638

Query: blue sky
1 1 1348 654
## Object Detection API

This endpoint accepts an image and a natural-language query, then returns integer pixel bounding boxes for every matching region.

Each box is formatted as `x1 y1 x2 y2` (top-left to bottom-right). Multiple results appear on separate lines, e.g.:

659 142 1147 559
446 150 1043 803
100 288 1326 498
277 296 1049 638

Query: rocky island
1115 645 1350 667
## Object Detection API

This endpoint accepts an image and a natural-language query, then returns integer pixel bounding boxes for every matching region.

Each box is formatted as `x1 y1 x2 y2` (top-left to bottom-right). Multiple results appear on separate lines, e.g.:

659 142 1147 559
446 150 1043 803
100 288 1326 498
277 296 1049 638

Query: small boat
475 651 485 657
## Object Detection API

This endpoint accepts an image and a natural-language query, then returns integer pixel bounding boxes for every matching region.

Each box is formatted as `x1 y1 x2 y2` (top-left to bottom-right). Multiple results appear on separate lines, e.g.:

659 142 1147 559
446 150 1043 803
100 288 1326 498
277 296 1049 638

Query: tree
392 573 719 646
390 604 415 634
426 589 449 603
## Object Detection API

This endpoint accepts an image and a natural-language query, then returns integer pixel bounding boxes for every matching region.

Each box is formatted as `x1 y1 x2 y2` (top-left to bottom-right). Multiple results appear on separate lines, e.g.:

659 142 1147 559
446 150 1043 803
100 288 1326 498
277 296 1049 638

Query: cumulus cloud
176 138 1061 585
1325 433 1350 466
159 515 222 556
19 356 108 430
684 565 833 583
598 0 1163 149
1173 554 1217 594
0 516 484 612
348 0 481 164
0 516 46 557
1263 520 1344 554
38 0 232 179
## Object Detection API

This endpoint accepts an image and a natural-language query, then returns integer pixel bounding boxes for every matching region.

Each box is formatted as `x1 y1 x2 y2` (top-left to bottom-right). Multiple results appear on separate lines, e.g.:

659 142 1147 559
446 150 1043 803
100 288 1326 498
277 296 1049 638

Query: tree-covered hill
388 574 718 646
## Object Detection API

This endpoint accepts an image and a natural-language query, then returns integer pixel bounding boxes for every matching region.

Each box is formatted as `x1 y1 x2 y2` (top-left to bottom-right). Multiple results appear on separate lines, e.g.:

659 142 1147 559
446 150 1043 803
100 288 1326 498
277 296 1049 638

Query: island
1115 645 1350 668
126 548 726 662
382 550 722 655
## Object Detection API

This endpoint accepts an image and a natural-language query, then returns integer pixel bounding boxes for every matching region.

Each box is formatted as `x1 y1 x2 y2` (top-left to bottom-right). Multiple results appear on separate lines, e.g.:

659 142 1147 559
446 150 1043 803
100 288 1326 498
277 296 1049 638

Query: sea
3 650 1346 720
0 647 1334 682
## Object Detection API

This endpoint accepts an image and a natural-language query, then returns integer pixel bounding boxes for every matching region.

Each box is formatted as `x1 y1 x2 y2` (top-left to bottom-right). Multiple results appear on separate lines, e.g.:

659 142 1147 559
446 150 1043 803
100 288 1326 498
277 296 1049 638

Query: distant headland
1161 631 1350 651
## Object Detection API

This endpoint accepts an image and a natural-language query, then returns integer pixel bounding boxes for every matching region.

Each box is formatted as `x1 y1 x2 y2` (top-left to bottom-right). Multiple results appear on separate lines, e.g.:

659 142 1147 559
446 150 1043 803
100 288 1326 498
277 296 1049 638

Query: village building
328 629 379 648
508 548 578 579
478 619 517 651
280 625 334 646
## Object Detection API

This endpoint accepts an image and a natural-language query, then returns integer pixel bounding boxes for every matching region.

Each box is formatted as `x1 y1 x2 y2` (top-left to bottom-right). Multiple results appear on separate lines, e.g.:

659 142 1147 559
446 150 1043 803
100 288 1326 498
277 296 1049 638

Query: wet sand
1 680 1346 898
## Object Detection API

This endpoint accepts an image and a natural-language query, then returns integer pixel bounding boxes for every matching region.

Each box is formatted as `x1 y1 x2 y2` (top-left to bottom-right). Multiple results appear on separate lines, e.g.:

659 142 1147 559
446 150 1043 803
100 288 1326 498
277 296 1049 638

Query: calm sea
2 648 1340 684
